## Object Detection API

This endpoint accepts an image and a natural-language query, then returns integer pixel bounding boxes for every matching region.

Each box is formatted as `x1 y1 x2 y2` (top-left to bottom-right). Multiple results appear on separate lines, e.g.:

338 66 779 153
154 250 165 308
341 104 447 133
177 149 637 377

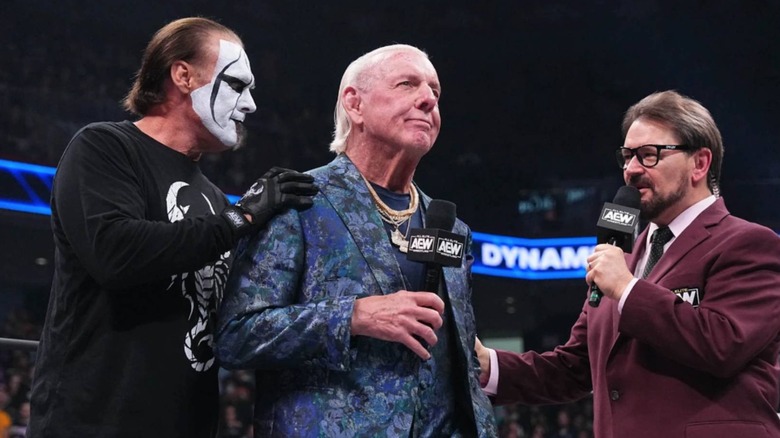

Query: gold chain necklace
363 176 419 253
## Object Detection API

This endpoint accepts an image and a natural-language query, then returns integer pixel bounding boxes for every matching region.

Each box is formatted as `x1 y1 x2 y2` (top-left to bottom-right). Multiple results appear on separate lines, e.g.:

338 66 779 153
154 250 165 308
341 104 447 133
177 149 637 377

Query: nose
415 85 438 112
238 89 257 114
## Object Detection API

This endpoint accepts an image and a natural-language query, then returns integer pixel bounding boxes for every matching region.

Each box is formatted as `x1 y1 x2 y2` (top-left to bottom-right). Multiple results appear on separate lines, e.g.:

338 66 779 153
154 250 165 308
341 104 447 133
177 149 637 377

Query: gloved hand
222 167 318 236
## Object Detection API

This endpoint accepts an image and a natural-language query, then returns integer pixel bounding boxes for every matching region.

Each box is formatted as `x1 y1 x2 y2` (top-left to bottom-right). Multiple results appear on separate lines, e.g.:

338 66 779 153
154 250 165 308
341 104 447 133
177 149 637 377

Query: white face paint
191 39 256 148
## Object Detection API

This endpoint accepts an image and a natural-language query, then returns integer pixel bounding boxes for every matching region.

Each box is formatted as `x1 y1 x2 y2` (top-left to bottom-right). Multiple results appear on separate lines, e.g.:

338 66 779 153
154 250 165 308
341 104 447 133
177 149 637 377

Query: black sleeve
52 126 238 291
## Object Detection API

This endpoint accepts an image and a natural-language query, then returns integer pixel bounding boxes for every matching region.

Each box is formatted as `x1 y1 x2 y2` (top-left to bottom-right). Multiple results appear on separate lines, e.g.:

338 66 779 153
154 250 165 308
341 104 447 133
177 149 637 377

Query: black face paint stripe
209 57 242 124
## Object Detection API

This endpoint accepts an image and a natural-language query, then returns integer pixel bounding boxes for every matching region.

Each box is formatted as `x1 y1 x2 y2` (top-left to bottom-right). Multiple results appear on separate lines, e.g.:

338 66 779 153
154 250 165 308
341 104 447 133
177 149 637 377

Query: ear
342 86 363 126
690 147 712 185
170 60 194 94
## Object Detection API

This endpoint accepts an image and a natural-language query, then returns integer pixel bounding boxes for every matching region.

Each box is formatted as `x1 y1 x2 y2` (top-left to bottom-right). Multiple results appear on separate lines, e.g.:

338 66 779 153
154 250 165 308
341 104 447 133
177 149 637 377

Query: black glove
222 167 318 236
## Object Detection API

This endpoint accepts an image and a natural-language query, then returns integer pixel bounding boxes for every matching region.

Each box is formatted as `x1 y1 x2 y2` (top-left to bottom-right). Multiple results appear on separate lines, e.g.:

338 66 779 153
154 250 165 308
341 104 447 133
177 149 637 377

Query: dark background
2 0 780 343
2 2 780 436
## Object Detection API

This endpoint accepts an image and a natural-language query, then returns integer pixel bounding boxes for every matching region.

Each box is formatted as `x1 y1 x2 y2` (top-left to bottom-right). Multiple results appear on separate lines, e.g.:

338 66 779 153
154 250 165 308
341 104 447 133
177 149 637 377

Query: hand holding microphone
350 200 466 360
351 291 444 360
587 186 640 307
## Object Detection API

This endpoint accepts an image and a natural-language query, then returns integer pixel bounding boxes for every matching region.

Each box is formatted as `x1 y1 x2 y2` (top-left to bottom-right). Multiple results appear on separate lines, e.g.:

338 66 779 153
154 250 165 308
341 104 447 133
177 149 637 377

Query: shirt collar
645 195 717 246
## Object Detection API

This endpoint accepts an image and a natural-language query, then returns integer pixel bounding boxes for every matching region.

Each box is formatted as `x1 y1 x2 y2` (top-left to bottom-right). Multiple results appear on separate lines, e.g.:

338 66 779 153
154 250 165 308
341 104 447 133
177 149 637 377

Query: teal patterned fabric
216 154 497 437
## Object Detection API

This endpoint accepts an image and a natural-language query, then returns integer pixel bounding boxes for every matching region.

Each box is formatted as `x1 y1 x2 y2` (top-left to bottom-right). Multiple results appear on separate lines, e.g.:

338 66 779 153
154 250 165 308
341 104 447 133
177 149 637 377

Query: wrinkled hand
351 291 445 360
475 336 491 387
236 167 318 227
585 244 634 301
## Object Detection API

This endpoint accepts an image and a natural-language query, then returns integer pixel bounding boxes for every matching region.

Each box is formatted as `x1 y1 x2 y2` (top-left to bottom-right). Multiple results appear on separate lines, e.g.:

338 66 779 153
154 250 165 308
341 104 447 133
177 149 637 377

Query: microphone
588 185 641 307
406 199 466 292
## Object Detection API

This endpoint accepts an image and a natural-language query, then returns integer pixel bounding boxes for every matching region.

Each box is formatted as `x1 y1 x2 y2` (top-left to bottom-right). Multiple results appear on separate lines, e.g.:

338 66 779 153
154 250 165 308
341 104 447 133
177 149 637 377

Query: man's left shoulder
720 214 779 239
712 215 780 256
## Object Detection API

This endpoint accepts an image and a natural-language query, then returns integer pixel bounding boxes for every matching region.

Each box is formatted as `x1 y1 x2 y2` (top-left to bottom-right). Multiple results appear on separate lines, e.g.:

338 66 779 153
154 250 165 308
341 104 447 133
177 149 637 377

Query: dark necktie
641 226 674 279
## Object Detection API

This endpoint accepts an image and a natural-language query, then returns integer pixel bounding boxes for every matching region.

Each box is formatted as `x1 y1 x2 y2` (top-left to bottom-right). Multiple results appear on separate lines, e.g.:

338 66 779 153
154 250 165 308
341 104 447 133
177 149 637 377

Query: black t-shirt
29 121 238 438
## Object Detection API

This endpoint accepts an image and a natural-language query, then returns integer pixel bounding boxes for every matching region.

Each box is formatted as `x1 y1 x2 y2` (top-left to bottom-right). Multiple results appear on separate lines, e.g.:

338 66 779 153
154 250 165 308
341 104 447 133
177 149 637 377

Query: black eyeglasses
616 144 692 169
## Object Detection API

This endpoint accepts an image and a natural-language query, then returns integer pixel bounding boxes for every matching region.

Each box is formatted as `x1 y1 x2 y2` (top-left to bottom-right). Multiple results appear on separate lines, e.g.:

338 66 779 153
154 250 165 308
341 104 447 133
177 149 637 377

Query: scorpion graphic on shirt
166 181 230 372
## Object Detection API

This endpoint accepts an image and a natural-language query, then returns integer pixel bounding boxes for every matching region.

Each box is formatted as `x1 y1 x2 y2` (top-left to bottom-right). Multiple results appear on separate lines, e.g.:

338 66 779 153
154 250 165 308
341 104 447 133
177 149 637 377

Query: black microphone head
596 185 641 251
612 185 641 209
589 186 641 308
425 199 456 231
407 199 465 268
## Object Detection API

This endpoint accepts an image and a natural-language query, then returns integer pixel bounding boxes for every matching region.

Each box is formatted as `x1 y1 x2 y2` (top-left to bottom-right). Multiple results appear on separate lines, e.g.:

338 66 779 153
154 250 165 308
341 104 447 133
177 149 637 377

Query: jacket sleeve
620 224 780 378
214 209 355 371
494 302 594 405
53 126 237 290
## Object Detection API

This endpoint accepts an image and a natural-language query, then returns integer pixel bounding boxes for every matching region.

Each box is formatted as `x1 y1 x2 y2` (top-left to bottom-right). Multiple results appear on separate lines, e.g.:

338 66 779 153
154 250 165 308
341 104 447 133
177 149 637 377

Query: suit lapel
317 155 406 296
438 209 472 352
644 199 727 283
610 199 728 353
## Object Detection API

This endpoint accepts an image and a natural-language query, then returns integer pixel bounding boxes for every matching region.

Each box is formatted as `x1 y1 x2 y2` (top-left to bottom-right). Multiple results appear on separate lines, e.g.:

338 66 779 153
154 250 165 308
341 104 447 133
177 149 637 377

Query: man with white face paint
190 39 255 149
28 17 317 438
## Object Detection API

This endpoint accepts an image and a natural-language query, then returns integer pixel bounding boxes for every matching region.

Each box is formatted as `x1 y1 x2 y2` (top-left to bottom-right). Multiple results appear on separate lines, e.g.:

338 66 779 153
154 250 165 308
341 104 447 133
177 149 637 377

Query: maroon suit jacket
494 198 780 438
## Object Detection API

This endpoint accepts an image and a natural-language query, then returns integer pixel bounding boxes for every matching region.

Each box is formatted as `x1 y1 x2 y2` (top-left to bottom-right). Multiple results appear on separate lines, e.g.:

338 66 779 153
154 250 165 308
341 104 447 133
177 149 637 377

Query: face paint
191 39 256 148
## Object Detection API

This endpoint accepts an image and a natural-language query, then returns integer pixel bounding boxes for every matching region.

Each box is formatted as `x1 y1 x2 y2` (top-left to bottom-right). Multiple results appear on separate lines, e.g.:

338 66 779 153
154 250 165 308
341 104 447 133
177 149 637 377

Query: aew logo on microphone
409 235 435 253
436 237 463 260
601 208 637 227
597 202 641 241
437 238 464 258
407 229 466 267
409 235 464 258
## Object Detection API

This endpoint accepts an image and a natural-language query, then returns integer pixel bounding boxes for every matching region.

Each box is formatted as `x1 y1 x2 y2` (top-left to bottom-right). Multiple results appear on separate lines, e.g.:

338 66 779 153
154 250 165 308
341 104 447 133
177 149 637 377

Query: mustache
628 174 652 188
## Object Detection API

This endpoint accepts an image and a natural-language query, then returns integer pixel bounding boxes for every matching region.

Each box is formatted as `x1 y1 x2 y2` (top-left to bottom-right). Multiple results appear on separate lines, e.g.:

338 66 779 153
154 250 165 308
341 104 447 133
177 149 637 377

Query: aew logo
410 235 435 252
672 287 701 307
222 207 248 230
409 235 463 258
437 238 463 258
601 208 637 227
406 229 467 267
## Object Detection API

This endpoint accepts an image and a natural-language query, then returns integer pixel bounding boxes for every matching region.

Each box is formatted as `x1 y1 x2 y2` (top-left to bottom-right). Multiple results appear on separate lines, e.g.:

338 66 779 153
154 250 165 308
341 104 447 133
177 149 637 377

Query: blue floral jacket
216 155 497 437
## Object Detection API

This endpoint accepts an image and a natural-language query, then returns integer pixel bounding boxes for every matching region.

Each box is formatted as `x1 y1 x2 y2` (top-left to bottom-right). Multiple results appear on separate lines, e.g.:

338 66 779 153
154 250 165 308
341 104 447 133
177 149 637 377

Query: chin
407 136 435 152
214 131 244 152
232 125 248 150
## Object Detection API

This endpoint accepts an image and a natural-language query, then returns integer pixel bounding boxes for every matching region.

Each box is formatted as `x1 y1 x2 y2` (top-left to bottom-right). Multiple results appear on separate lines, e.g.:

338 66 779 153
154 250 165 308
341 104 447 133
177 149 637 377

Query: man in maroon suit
477 90 780 438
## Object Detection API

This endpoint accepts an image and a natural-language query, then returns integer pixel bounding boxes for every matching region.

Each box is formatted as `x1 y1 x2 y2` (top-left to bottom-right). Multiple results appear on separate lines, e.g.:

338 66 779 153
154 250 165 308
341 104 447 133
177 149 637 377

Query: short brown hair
123 17 241 115
622 90 724 196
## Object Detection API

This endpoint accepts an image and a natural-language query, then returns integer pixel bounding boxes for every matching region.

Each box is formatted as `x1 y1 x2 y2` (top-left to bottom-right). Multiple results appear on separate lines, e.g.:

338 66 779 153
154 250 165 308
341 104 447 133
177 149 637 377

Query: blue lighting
472 232 596 248
0 200 52 215
0 159 56 216
472 265 590 280
0 159 237 216
0 159 57 175
5 159 777 282
471 232 597 280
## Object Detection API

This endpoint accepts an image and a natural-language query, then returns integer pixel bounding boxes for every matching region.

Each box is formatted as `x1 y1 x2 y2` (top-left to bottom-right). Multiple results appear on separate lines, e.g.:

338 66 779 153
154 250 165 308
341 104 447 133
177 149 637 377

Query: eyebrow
216 56 254 87
391 73 440 91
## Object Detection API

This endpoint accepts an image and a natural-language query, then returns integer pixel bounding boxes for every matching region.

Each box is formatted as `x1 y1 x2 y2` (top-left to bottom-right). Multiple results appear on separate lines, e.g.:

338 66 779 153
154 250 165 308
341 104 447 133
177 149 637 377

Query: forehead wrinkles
359 51 434 88
212 39 243 71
